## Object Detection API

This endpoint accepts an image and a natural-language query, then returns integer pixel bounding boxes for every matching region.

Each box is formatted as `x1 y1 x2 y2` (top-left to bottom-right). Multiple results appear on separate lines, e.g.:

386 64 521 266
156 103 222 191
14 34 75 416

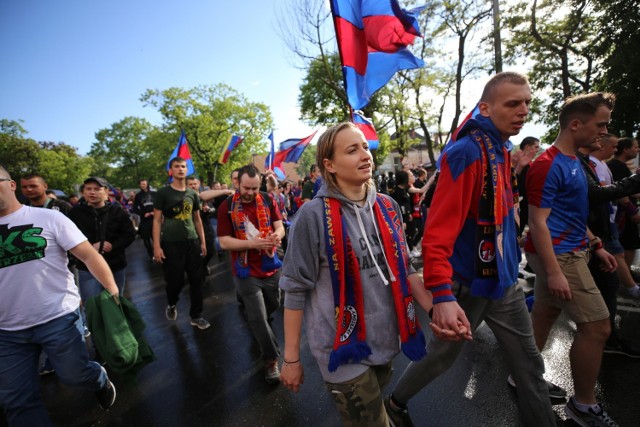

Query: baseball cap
84 176 108 187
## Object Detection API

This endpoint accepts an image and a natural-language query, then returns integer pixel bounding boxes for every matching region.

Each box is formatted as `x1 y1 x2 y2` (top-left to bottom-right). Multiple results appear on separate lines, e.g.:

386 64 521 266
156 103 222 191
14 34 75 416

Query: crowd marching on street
3 72 640 427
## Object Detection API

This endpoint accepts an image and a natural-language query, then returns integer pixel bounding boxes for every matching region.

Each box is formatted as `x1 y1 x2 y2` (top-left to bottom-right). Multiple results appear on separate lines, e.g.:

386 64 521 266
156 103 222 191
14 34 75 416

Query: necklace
347 193 367 203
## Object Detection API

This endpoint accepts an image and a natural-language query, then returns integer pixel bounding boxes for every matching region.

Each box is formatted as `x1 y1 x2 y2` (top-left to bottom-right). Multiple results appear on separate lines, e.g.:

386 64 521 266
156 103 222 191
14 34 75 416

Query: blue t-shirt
525 145 589 254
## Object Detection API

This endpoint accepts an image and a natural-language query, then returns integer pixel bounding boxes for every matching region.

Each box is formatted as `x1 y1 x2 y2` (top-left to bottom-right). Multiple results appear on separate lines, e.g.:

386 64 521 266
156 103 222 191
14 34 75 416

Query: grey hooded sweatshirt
280 183 416 384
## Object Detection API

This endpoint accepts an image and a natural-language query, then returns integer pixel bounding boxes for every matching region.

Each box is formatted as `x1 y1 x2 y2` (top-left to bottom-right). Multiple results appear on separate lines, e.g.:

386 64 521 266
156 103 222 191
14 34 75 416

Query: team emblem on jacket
479 239 495 262
337 305 358 342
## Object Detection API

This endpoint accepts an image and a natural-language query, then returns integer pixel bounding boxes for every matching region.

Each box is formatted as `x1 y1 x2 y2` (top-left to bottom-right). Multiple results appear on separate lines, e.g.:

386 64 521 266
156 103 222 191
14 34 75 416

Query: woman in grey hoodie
279 123 433 426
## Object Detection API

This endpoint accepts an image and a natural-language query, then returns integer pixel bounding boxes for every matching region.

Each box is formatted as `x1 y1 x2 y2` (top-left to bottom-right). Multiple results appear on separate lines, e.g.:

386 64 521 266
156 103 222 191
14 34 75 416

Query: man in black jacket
132 179 155 260
577 139 640 358
69 177 136 300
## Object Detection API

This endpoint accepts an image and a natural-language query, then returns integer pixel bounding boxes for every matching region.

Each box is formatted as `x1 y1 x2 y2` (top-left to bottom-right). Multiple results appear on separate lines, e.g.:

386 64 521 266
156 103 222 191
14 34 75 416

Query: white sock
572 397 601 413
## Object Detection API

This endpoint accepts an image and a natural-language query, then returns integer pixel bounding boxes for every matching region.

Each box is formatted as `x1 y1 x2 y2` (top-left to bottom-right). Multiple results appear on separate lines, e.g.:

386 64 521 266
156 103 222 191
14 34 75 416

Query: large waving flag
166 130 196 178
330 0 425 110
351 111 379 150
218 134 244 164
273 130 318 167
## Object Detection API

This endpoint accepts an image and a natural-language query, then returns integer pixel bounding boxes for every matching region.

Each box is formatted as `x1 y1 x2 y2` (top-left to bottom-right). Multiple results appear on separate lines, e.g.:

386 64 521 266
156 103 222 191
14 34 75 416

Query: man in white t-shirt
0 165 119 426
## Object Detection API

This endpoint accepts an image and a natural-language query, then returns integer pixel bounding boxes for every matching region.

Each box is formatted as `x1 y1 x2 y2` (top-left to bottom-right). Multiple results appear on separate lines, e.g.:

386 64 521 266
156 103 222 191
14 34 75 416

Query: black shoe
384 395 414 427
507 375 567 399
95 368 116 410
604 339 640 358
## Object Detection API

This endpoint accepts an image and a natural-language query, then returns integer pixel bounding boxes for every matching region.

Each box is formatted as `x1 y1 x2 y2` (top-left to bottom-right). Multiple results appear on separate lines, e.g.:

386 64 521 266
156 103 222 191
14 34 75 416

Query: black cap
84 176 108 187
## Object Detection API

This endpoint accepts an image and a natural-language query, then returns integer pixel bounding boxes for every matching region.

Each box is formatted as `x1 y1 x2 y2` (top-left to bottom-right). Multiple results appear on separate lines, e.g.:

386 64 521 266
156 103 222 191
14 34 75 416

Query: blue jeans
78 267 126 301
0 311 107 426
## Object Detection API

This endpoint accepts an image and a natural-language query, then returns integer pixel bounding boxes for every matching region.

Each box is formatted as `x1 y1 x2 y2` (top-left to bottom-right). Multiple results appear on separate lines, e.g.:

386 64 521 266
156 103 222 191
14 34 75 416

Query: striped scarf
323 195 426 372
470 128 516 299
230 192 282 278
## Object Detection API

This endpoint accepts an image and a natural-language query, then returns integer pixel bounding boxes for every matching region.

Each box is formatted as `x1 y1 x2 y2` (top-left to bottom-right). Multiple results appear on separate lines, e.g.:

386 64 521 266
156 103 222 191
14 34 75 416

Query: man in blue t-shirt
525 92 619 427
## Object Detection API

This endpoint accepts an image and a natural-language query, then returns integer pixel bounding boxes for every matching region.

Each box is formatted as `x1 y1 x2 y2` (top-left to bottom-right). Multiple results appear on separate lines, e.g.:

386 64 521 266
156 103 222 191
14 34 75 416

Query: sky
0 0 314 155
0 0 543 158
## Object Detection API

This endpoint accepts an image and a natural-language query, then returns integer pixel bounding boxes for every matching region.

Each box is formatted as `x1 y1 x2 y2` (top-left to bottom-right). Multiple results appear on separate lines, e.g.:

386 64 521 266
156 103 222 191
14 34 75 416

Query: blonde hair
316 122 375 194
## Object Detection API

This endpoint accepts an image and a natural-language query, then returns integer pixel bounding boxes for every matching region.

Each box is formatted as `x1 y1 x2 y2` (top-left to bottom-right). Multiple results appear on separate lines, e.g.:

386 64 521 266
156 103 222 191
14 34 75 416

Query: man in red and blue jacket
385 72 556 427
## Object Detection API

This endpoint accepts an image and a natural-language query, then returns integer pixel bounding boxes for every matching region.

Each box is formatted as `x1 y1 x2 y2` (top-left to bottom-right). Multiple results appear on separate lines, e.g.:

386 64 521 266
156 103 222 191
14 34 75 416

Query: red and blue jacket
423 116 519 303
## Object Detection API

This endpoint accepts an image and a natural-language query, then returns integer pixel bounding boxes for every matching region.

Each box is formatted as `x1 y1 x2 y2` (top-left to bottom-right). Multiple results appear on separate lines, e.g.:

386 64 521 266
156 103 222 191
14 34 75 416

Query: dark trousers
589 256 620 341
138 218 154 258
161 240 204 319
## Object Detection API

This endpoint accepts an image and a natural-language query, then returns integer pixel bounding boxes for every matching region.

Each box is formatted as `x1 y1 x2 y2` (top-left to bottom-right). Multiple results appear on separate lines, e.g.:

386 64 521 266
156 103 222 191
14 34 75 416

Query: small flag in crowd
351 111 379 150
264 131 275 170
218 134 244 164
273 130 318 166
330 0 425 110
166 130 196 179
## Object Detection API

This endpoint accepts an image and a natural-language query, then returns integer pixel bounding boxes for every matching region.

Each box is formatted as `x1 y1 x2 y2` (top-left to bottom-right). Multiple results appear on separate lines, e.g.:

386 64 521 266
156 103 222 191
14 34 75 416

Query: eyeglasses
0 178 12 182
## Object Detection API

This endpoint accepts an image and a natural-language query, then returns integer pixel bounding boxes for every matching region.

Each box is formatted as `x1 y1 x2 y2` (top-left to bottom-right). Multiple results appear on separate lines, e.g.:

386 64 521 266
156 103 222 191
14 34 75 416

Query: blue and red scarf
323 195 426 372
470 128 516 299
230 192 282 278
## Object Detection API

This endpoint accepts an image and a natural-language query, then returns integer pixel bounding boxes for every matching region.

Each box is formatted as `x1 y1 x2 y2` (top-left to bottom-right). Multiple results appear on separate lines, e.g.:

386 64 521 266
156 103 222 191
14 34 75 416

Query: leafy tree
592 0 640 136
0 133 41 176
0 119 28 138
503 0 599 140
36 142 94 193
141 84 273 186
294 144 317 179
88 116 164 188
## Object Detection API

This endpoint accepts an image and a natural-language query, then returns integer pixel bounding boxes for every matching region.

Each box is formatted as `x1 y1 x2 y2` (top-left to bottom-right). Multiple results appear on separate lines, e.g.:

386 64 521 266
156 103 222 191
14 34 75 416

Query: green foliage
88 117 164 189
141 84 274 186
0 133 41 176
36 143 94 193
0 119 28 138
0 128 92 194
592 0 640 136
503 0 600 127
295 144 317 178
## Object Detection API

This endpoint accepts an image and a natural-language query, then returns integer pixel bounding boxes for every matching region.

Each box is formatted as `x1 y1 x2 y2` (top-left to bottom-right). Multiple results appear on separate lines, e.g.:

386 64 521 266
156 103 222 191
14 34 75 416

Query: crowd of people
2 71 640 427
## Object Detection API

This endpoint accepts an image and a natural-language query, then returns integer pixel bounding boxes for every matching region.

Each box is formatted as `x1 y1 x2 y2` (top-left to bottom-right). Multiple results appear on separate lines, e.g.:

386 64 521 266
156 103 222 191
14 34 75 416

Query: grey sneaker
384 395 414 427
264 359 280 384
507 375 567 399
190 317 211 330
165 305 177 321
565 397 618 427
95 368 116 410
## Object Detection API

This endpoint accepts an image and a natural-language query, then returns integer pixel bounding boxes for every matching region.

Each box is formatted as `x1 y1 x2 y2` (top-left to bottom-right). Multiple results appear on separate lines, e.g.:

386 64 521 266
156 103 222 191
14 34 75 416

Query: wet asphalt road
2 239 640 426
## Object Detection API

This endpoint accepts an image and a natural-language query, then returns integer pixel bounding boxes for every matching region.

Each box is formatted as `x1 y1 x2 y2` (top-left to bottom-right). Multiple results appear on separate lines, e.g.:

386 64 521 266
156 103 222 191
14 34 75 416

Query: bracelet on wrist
589 236 603 251
283 359 300 365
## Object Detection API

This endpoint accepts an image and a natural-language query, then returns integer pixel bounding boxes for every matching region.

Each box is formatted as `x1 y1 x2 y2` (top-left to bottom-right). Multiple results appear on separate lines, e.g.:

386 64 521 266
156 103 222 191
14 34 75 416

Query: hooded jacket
279 183 416 384
425 115 519 303
69 201 136 272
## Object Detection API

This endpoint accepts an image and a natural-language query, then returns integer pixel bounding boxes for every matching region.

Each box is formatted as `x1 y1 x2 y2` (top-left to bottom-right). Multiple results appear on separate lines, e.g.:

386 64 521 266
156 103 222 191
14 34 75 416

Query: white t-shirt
0 205 85 330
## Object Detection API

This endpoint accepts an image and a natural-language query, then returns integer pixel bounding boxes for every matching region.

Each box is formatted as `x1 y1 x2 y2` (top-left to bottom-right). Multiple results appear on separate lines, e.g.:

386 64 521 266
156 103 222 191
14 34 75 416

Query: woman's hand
281 361 304 392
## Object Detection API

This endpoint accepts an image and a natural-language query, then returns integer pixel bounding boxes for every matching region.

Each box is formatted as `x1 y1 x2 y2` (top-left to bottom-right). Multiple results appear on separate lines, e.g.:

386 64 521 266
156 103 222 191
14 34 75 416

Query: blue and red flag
264 131 275 170
330 0 425 110
273 130 318 167
218 134 244 164
351 111 379 150
166 130 196 179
